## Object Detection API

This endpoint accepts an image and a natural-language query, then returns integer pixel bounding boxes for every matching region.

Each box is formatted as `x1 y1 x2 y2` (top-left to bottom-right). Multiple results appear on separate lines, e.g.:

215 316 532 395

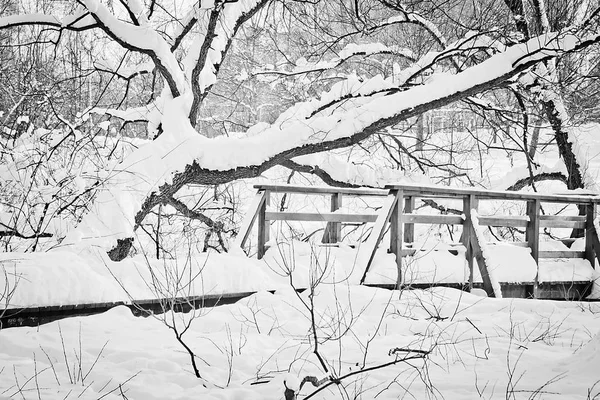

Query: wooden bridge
236 183 600 299
4 183 600 329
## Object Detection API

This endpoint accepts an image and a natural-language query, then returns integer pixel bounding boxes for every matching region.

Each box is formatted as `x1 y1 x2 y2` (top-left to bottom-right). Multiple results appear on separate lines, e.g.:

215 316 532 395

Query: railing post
234 189 267 252
323 192 343 243
390 190 404 289
585 203 597 268
359 191 398 285
462 195 478 291
404 196 415 244
257 190 270 259
526 199 540 298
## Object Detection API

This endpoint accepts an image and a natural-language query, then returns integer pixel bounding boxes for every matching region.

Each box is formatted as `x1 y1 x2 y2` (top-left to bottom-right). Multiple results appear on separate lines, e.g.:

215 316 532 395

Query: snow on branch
170 5 201 52
253 43 416 78
385 12 446 47
0 8 96 31
80 0 187 97
395 30 501 85
86 103 158 125
277 31 502 122
119 0 149 26
186 0 269 123
364 1 448 47
284 153 417 188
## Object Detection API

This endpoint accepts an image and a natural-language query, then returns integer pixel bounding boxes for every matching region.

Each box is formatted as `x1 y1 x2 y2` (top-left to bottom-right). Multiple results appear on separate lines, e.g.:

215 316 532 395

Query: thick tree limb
78 0 186 97
132 28 600 233
188 0 270 124
281 159 363 188
162 195 224 231
505 171 568 191
541 100 584 189
0 11 97 31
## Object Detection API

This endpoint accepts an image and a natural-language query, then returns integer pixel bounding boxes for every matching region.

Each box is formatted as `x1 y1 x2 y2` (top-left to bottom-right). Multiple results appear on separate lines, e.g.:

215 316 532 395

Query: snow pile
0 251 124 308
562 331 600 374
472 244 538 283
538 259 597 282
401 245 470 284
0 248 277 309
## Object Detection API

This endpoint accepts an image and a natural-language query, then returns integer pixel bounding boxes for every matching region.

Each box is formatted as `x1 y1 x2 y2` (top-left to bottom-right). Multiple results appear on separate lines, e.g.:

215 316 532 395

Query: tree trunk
541 100 584 189
528 123 540 160
416 114 424 151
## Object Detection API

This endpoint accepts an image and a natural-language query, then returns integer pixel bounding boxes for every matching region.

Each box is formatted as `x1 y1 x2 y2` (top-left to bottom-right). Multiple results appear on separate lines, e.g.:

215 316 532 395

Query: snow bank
0 248 277 309
0 252 123 308
2 285 599 400
538 259 596 282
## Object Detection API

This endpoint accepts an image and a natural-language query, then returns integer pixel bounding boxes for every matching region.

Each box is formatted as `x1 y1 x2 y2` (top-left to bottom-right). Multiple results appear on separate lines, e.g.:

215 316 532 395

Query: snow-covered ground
2 287 600 399
3 125 600 399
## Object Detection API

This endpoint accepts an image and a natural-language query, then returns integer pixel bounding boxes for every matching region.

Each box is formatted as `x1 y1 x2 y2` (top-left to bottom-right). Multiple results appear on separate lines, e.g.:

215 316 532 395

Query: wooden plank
233 190 267 250
526 200 541 264
463 195 478 291
539 219 586 229
401 214 464 225
401 248 416 257
404 196 415 243
385 183 600 204
322 192 343 243
359 192 398 285
390 190 404 288
254 184 387 197
526 199 541 298
399 248 465 257
265 212 378 223
257 191 270 259
468 223 495 297
538 250 585 258
540 215 587 221
478 216 528 227
536 282 593 300
488 241 529 247
589 208 600 270
586 204 597 268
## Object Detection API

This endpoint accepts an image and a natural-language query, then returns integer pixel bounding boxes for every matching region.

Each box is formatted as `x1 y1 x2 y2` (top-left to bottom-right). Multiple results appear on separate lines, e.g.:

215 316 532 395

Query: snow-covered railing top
237 183 600 299
253 183 600 203
384 184 600 204
253 184 388 197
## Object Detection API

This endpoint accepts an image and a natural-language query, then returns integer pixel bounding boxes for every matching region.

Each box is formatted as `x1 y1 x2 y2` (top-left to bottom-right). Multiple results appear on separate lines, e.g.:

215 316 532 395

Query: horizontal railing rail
385 184 600 204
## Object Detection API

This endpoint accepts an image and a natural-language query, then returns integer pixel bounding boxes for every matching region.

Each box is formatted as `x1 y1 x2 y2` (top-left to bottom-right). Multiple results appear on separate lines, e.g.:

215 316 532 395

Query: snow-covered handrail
384 183 600 204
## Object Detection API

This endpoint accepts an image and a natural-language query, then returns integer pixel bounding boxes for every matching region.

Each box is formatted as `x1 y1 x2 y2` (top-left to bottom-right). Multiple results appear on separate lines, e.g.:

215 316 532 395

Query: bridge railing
235 183 600 298
234 184 388 258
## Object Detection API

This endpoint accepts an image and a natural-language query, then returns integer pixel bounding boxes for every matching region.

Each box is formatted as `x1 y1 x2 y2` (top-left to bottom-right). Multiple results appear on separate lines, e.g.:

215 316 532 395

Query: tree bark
541 100 584 189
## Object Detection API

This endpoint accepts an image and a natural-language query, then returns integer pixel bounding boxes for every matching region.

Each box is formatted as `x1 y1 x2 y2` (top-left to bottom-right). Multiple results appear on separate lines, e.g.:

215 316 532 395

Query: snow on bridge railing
236 183 600 299
386 183 600 204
